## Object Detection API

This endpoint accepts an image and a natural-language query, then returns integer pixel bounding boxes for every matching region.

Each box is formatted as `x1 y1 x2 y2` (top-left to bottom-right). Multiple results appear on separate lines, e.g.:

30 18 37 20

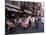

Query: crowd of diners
5 14 41 32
